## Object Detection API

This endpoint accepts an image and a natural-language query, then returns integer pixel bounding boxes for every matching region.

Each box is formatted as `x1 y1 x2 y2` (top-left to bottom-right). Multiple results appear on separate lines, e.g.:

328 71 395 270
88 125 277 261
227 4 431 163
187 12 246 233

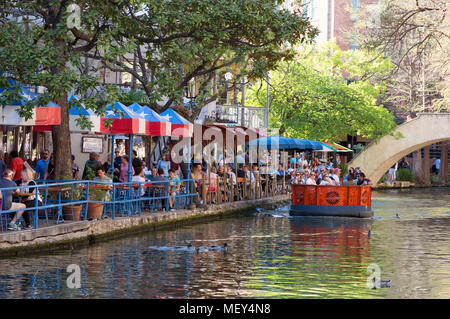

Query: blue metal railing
0 178 199 232
0 175 287 233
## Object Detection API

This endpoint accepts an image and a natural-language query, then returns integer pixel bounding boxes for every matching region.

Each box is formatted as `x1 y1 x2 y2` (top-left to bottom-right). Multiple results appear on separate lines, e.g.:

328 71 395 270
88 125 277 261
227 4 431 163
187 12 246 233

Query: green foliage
352 144 365 155
248 41 397 142
338 163 348 179
396 168 414 182
0 0 318 178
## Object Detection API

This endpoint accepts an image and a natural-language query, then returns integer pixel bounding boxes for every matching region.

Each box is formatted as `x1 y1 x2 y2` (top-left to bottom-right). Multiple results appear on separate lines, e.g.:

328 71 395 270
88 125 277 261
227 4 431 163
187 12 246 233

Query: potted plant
62 182 84 221
85 166 107 220
86 187 107 220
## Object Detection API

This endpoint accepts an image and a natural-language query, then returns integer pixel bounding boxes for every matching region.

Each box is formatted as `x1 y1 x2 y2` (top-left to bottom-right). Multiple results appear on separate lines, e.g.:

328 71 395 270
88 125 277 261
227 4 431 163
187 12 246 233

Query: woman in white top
319 174 334 186
304 170 316 185
21 168 43 228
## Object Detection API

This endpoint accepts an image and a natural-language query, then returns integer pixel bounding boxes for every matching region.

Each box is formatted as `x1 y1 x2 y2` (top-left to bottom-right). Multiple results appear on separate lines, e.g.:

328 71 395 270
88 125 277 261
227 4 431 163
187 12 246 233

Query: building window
350 0 360 21
349 36 360 50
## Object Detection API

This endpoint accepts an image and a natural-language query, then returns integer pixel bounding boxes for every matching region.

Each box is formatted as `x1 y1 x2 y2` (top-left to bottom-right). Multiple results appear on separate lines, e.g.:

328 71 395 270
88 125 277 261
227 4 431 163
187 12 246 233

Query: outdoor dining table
14 192 32 201
46 187 71 224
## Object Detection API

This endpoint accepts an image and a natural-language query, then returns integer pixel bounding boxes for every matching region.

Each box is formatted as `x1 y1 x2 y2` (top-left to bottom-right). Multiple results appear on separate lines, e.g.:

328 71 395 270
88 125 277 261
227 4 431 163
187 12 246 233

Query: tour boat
290 184 373 218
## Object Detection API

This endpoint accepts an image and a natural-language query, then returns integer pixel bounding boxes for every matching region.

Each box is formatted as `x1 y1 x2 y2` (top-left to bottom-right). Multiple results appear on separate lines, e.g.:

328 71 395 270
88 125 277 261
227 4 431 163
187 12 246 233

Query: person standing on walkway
82 152 102 180
157 153 171 178
34 149 50 180
119 155 134 183
132 150 143 173
0 150 7 178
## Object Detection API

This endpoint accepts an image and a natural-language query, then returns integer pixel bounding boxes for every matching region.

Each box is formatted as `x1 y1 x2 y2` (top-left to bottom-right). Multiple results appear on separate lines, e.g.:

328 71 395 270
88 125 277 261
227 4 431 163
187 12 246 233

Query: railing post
84 181 89 220
112 184 116 219
244 174 247 199
34 183 39 229
216 176 220 204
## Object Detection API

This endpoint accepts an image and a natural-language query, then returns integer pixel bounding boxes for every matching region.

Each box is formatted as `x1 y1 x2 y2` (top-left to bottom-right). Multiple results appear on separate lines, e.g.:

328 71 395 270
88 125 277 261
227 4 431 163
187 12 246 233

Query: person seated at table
94 166 112 183
131 167 147 197
237 164 245 178
20 167 44 229
93 167 112 201
0 169 27 231
243 165 256 199
208 166 219 203
143 161 152 178
190 163 206 205
168 169 181 210
217 165 225 178
252 165 259 177
147 167 158 181
151 168 169 210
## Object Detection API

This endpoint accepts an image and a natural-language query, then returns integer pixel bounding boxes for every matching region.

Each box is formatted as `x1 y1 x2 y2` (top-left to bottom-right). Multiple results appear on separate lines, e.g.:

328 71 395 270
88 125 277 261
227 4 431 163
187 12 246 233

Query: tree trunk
412 150 425 184
13 127 20 151
438 141 448 185
52 92 72 180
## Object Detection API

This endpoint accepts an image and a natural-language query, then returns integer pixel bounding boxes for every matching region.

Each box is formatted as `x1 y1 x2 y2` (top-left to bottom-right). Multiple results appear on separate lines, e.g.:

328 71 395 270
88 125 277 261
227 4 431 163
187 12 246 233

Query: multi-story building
303 0 378 50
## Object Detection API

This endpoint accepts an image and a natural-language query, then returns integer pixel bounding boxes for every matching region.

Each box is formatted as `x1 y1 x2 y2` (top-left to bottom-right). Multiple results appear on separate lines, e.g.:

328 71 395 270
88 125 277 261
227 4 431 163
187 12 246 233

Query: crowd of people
287 156 372 186
0 148 374 231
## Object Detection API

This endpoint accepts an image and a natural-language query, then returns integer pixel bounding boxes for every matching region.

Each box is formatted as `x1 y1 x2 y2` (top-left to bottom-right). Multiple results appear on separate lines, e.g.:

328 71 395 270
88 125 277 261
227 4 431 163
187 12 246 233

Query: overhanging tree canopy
0 0 317 179
248 41 398 143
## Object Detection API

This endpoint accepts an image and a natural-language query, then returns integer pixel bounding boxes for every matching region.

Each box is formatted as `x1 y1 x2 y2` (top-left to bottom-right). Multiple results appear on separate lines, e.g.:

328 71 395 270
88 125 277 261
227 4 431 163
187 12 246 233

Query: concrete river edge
0 194 290 258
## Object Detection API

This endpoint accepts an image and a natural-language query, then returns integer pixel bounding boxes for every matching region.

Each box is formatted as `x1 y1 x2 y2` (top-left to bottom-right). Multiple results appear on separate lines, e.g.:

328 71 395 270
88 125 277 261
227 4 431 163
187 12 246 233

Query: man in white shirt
305 170 316 185
330 168 341 186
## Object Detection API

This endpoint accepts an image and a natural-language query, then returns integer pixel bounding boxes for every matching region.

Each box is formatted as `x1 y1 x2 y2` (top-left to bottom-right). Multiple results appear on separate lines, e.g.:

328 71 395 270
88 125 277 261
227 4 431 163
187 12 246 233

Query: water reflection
0 188 448 298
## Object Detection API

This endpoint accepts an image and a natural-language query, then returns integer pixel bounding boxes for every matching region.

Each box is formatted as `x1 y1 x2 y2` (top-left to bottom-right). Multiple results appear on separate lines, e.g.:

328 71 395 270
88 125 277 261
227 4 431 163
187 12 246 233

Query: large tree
0 0 317 179
354 0 449 113
248 41 398 142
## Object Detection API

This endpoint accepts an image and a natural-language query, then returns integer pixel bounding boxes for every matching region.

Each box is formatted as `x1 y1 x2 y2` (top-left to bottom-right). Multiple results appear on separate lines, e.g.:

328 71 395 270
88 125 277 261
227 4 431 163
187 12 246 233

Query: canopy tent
320 141 353 152
0 81 60 127
135 105 171 137
67 95 103 133
247 137 323 151
160 108 193 137
101 101 147 135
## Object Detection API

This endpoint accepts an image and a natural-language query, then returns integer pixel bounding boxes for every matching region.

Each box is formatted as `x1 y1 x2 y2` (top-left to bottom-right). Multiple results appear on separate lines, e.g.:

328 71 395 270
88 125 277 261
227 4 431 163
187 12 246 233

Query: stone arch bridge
348 113 450 185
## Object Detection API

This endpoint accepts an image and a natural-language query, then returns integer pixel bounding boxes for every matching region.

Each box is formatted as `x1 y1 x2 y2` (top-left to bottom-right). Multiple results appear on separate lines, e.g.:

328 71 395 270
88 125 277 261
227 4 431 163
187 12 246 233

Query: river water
0 188 449 299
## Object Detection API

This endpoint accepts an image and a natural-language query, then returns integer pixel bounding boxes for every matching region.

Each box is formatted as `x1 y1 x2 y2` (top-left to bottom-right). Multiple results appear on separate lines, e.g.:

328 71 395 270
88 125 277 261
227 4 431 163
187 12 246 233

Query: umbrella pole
128 134 133 183
186 137 191 206
110 135 115 177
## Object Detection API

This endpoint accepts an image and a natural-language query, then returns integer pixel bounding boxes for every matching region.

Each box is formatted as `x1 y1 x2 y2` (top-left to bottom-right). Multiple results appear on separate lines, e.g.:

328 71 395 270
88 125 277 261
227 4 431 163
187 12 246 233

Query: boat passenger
356 172 372 186
319 173 334 186
330 168 341 186
305 170 316 185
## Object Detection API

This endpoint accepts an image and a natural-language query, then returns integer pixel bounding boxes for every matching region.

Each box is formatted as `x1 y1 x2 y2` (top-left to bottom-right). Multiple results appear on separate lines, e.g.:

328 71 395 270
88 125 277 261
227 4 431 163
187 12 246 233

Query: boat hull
290 204 373 218
290 184 373 218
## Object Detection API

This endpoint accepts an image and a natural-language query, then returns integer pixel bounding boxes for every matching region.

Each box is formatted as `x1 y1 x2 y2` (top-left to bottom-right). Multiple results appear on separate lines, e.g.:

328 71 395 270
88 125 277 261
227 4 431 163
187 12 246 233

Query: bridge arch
348 113 450 184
